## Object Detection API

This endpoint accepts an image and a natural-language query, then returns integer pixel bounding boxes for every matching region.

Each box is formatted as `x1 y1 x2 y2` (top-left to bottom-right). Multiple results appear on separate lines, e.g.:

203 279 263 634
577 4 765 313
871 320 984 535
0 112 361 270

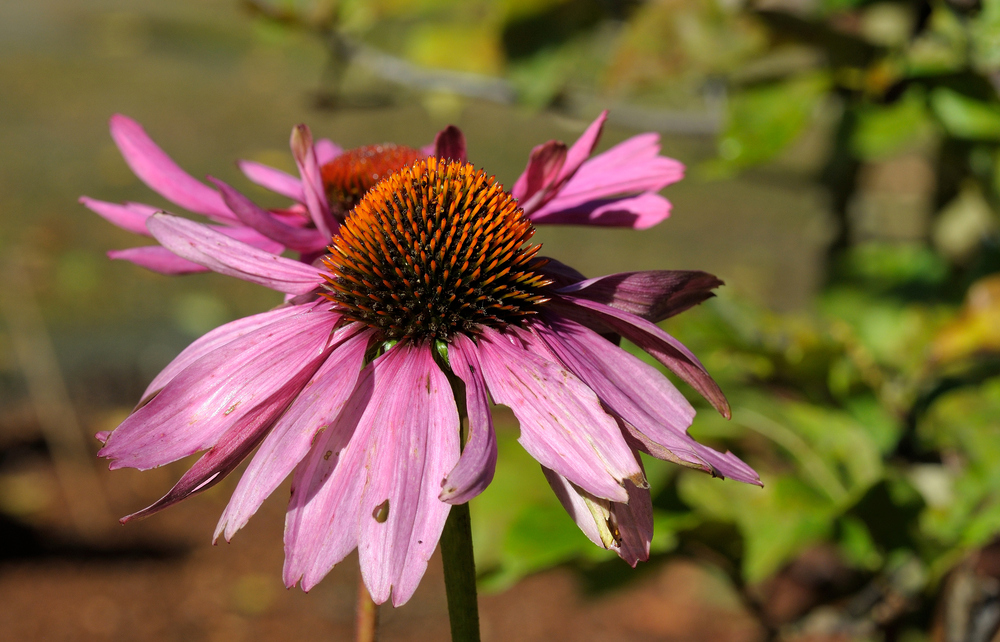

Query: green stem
355 573 379 642
440 502 480 642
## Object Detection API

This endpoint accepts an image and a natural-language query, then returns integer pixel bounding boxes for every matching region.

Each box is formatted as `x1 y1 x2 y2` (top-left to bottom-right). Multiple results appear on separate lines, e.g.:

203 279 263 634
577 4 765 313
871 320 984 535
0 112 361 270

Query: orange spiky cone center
321 144 425 209
322 158 552 341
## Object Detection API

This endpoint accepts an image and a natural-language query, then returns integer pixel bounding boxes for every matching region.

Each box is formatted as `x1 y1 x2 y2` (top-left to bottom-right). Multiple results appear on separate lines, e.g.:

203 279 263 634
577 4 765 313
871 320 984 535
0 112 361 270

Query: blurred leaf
707 73 830 175
933 183 998 263
852 89 934 160
931 88 1000 141
970 0 1000 72
931 274 1000 364
406 22 504 75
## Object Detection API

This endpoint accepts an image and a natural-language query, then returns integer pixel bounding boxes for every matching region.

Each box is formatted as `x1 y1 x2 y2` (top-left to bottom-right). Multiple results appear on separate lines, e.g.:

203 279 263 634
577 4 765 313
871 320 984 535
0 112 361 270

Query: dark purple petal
439 334 497 504
209 177 329 253
554 295 731 419
433 125 467 163
556 270 723 323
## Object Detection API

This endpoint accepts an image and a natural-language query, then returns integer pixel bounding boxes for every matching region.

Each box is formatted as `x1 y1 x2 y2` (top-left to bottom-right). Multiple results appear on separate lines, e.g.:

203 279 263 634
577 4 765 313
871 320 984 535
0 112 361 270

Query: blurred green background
4 0 1000 640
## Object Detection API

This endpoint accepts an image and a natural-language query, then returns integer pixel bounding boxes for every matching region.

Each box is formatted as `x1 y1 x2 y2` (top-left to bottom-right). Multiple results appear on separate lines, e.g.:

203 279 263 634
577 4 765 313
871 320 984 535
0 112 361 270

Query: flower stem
355 573 379 642
440 502 480 642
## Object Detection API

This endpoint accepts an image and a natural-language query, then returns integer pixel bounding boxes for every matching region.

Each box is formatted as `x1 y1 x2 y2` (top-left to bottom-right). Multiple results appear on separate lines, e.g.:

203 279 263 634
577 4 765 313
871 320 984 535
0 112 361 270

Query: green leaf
707 73 830 175
930 88 1000 140
852 89 934 160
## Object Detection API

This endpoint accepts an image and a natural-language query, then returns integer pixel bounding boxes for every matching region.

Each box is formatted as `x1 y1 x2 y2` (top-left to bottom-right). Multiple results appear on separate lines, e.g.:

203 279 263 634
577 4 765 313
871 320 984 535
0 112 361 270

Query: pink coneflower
80 115 464 273
97 157 758 607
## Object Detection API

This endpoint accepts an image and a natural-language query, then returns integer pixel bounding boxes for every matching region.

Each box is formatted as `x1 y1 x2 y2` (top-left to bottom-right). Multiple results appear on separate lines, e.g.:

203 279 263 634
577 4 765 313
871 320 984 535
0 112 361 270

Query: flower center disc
321 144 424 209
323 157 552 342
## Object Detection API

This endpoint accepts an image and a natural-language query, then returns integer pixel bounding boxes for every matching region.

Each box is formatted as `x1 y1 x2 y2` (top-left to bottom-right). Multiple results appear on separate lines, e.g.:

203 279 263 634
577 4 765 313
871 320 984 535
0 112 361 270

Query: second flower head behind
98 155 758 608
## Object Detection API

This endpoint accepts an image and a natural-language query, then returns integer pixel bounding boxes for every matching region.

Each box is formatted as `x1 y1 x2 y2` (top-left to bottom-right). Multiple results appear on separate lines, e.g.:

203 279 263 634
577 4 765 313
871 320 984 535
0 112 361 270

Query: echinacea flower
97 157 759 607
80 114 465 273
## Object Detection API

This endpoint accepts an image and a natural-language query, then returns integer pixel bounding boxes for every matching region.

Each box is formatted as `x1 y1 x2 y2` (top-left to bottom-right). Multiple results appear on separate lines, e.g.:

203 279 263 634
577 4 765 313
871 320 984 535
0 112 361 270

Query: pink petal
141 303 312 404
528 192 672 229
542 463 653 566
120 357 322 523
512 141 568 212
473 326 642 502
557 270 723 323
548 133 684 209
210 177 329 253
98 306 338 470
146 214 323 294
315 138 343 165
107 246 209 274
215 326 372 542
555 295 732 420
433 125 467 163
283 358 379 591
109 114 236 222
356 344 460 606
80 197 159 236
237 160 306 202
290 125 334 240
215 223 286 255
558 110 608 188
439 334 497 504
536 316 758 484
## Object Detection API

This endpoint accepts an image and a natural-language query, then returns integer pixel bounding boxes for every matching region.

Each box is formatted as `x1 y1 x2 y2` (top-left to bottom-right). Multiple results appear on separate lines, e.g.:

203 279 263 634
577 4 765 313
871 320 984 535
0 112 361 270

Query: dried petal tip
323 157 552 341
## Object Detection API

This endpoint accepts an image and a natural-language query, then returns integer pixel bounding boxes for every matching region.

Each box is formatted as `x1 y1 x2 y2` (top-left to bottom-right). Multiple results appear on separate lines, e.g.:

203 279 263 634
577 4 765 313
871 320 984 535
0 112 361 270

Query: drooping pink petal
80 198 160 236
536 316 758 484
357 344 460 606
473 326 642 502
283 357 379 591
528 192 672 229
109 114 237 222
215 223 286 254
512 141 568 213
290 124 334 240
315 138 342 165
146 214 323 294
107 246 209 274
140 303 312 404
210 177 329 253
215 326 372 542
433 125 467 163
120 358 324 523
439 334 497 504
557 270 723 323
542 463 653 566
237 160 306 202
555 295 731 419
99 306 338 470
